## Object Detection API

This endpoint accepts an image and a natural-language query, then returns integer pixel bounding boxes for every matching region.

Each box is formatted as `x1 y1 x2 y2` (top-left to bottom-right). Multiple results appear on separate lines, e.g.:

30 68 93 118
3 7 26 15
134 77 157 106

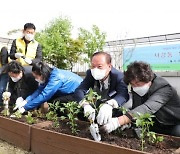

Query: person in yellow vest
0 23 42 104
9 23 42 65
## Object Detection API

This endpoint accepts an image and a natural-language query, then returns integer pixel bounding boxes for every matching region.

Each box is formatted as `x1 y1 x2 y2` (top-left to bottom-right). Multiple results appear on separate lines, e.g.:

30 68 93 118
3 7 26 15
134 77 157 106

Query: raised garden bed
31 120 180 154
0 115 31 151
0 110 180 154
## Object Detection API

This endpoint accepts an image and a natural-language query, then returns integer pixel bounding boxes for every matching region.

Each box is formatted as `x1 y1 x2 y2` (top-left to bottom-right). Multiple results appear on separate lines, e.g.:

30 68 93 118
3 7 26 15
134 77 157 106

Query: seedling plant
60 101 81 135
46 101 60 127
25 111 36 124
133 112 163 151
83 88 101 116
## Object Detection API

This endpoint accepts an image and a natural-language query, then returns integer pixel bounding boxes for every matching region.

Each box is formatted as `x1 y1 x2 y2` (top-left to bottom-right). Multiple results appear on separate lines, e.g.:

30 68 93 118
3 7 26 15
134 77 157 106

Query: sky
0 0 180 41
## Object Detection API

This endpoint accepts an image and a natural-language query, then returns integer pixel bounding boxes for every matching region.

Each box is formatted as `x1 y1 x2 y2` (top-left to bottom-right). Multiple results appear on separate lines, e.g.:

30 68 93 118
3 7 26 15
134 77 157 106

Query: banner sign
123 44 180 71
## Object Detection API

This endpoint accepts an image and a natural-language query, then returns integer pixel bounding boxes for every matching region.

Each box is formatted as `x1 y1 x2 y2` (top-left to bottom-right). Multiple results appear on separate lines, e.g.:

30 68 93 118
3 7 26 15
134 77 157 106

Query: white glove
24 58 32 64
18 107 25 114
84 104 95 121
103 118 120 133
15 53 24 59
2 91 11 100
13 97 27 110
106 99 119 108
97 103 112 125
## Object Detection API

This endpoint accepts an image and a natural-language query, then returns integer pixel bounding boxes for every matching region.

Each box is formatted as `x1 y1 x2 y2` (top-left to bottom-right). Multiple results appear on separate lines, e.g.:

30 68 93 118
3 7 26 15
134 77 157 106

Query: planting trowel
89 120 101 142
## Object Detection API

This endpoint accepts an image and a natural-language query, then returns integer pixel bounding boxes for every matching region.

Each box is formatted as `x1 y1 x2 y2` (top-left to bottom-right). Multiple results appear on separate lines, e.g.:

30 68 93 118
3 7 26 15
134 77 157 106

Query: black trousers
0 47 8 66
150 118 180 137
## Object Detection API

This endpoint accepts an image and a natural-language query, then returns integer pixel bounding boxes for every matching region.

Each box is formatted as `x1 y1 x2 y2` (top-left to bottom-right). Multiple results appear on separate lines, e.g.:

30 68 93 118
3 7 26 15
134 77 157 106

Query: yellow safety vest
14 38 38 66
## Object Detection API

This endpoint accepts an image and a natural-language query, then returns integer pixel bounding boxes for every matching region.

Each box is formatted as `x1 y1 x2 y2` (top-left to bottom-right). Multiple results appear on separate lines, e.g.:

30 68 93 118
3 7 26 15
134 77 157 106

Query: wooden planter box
31 122 147 154
0 115 31 151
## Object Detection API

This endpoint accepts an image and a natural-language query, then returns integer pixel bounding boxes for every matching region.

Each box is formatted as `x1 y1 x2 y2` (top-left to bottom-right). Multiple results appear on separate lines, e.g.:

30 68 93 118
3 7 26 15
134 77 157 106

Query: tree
35 17 84 70
78 25 106 63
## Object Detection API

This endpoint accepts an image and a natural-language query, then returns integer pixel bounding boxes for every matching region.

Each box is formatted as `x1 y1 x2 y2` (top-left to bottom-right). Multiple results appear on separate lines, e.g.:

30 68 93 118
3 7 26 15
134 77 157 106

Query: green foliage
84 88 101 105
36 17 106 69
35 16 84 70
147 131 164 144
13 110 22 119
118 106 129 115
60 101 81 134
45 102 61 127
83 88 101 116
25 112 36 124
134 112 163 151
32 109 46 118
78 25 106 62
1 109 10 116
46 111 59 127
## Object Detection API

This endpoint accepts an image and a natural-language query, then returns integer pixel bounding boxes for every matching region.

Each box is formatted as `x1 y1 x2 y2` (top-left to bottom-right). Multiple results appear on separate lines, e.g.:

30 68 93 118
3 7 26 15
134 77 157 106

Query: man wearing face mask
9 23 42 65
74 51 129 125
0 23 42 104
103 61 180 137
3 61 38 106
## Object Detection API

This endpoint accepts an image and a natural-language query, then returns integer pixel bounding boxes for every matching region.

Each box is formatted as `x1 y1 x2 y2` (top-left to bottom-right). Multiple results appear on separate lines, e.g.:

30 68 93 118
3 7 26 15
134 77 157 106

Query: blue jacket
74 67 129 106
24 68 83 110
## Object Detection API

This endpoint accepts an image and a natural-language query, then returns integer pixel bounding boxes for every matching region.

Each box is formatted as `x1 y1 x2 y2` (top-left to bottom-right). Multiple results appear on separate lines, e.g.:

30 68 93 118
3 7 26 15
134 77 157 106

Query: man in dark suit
74 51 129 125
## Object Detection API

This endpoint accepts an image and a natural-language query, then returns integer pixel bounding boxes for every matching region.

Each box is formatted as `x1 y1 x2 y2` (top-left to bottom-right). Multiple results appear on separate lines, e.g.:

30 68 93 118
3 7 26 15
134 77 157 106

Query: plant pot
0 115 31 151
31 121 147 154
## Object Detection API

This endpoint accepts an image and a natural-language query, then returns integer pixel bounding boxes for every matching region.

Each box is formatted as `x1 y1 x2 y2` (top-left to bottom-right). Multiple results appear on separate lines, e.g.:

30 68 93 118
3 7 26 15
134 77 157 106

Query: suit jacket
129 75 180 125
74 67 129 106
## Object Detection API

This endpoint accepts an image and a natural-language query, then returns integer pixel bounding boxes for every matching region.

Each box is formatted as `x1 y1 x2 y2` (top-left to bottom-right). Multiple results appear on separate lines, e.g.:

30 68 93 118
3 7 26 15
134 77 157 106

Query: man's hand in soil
103 117 120 133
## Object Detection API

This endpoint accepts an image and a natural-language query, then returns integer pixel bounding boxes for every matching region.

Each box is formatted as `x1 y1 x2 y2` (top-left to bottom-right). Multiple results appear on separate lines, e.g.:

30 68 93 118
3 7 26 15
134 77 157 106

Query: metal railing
1 33 180 72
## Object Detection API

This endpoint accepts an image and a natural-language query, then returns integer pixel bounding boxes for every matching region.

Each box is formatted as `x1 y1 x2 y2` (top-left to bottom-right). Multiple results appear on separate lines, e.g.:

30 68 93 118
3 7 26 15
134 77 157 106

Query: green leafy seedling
133 112 163 151
25 111 36 124
13 110 22 119
45 101 61 127
1 109 10 116
60 101 81 134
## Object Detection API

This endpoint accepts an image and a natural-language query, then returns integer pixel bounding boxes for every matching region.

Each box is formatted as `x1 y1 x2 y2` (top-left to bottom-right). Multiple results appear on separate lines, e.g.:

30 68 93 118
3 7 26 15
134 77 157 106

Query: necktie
100 82 105 91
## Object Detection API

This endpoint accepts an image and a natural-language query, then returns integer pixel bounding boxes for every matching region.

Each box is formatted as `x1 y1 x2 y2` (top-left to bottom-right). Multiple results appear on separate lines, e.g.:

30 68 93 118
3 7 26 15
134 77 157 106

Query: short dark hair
5 61 24 74
91 51 111 64
32 62 52 81
124 61 154 85
24 23 36 31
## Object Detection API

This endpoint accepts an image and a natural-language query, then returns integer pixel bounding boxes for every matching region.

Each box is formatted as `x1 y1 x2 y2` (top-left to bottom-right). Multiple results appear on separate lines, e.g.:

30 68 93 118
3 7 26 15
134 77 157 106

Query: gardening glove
97 103 113 125
103 117 120 133
13 97 27 110
24 58 32 64
83 104 95 121
18 107 25 114
15 53 24 59
2 91 11 101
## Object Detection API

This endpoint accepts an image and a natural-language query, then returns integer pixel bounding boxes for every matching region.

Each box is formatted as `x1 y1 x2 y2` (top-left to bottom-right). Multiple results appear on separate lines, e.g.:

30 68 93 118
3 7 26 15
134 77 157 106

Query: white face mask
35 79 45 84
133 83 150 96
10 76 22 82
25 33 34 41
91 68 106 80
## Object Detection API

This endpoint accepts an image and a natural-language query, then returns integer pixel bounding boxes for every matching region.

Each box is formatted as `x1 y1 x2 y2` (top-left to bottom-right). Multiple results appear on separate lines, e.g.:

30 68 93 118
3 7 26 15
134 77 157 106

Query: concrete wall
156 72 180 96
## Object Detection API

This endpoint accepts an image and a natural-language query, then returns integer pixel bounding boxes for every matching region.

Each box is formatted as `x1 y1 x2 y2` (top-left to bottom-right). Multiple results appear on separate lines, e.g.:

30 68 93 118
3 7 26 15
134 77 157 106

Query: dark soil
44 120 180 154
1 107 180 154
